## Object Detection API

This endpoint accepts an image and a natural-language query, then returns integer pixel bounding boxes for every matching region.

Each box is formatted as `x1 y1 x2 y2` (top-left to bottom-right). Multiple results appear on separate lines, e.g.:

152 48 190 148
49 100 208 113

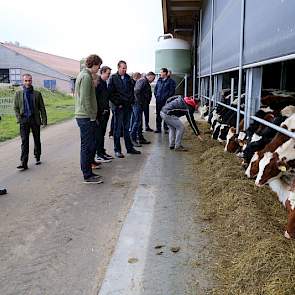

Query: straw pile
182 121 295 295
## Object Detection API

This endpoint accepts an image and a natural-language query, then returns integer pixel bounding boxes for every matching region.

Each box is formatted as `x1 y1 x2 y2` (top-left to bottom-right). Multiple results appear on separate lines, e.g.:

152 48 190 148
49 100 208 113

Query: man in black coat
130 72 155 145
94 66 113 162
108 61 140 158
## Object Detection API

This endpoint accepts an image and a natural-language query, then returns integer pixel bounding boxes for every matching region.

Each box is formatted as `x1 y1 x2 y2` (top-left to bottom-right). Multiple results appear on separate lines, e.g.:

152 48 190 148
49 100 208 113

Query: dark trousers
109 111 114 137
113 106 133 153
76 118 96 180
19 117 41 164
156 101 168 131
143 103 150 129
130 104 143 141
96 111 110 155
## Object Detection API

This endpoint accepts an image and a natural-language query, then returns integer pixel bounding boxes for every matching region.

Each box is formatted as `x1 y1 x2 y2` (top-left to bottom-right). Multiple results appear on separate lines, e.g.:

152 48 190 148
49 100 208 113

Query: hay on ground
183 121 295 295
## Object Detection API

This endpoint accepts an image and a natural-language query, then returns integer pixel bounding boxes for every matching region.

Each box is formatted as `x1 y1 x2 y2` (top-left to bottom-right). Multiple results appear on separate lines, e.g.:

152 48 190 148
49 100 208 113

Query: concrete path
0 113 211 295
98 133 211 295
0 120 151 295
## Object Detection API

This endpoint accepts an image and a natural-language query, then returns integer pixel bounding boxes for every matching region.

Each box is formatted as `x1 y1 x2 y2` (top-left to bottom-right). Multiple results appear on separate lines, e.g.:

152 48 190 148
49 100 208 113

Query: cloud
0 0 163 72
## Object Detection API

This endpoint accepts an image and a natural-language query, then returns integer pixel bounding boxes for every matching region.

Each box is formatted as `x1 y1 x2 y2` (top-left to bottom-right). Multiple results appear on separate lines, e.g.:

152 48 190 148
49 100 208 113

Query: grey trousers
160 111 185 148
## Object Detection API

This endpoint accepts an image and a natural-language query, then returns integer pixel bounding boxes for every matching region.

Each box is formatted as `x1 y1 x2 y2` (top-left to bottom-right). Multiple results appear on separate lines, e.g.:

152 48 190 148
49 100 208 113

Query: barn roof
162 0 202 42
1 43 80 78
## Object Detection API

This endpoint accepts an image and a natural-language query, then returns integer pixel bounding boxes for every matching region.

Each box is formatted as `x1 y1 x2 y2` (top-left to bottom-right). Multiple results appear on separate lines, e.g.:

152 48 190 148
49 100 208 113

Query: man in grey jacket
130 72 156 145
161 95 203 151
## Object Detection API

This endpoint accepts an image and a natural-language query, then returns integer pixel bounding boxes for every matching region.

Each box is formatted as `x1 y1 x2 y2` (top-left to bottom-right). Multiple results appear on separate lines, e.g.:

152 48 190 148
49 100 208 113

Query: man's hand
41 124 47 129
197 135 203 141
118 105 123 109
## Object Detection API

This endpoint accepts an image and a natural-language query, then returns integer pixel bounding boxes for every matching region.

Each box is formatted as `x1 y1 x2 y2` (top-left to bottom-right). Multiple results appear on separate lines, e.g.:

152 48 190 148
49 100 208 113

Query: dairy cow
255 138 295 186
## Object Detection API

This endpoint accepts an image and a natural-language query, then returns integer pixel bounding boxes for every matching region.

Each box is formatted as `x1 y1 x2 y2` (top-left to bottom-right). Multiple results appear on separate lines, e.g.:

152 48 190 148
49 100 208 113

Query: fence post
244 67 262 130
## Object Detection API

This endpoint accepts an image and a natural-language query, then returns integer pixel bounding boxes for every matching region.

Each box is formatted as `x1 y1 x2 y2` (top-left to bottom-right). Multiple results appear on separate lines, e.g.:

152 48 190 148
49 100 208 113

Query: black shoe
83 176 103 184
0 187 7 195
139 138 151 144
127 149 141 154
131 139 142 147
164 130 169 134
154 130 161 133
103 153 114 160
17 164 28 170
36 159 41 165
115 152 125 158
169 146 175 150
145 127 154 132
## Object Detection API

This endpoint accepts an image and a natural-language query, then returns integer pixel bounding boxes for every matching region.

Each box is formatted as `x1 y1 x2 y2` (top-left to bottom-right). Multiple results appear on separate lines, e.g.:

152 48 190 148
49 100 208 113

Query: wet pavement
99 134 212 295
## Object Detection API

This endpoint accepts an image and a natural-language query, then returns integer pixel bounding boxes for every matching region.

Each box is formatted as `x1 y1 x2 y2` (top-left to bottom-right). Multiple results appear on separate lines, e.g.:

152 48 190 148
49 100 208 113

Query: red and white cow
255 138 295 187
268 177 295 239
246 113 295 178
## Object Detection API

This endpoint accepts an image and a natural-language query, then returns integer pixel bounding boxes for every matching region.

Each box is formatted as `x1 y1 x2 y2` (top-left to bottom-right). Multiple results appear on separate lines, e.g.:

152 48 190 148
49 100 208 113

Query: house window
9 68 21 85
0 69 10 83
44 80 56 91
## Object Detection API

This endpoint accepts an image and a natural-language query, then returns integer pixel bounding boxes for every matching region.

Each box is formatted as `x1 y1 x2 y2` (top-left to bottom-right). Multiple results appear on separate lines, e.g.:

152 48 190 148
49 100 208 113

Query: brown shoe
174 146 188 152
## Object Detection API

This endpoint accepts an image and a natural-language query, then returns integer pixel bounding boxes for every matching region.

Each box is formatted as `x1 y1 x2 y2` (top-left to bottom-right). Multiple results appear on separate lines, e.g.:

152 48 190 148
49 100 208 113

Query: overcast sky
1 0 164 73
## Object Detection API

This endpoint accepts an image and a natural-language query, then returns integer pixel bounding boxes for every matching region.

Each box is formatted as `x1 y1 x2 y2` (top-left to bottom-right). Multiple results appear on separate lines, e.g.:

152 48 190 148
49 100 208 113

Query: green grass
0 87 74 142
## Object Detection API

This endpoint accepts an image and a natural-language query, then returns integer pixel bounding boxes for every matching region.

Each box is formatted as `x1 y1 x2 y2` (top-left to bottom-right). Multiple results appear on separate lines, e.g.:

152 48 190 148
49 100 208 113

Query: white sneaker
95 156 112 163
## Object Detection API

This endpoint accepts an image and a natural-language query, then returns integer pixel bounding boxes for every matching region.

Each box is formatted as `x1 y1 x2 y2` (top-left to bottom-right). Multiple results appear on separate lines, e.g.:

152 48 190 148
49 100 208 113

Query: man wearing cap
160 95 203 151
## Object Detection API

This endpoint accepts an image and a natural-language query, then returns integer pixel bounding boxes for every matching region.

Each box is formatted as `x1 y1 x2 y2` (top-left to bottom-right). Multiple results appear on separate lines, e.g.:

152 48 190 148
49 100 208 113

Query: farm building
160 0 295 134
0 42 80 93
160 0 295 235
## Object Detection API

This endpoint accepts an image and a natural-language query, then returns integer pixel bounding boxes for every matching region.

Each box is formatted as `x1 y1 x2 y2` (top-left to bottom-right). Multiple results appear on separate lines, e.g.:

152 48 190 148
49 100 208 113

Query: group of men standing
74 55 166 184
12 53 200 186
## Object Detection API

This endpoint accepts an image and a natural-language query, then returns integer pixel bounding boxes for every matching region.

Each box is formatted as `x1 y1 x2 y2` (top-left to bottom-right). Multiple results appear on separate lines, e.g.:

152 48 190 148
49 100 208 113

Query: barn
161 0 295 134
0 42 80 93
161 1 295 233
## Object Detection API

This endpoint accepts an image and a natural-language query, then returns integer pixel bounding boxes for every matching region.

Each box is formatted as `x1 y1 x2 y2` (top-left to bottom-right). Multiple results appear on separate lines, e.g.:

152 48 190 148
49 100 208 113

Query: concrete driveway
0 112 211 295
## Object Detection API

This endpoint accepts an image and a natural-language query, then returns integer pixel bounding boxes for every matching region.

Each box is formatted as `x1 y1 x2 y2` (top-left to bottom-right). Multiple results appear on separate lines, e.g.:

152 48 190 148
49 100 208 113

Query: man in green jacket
75 54 103 184
14 73 47 170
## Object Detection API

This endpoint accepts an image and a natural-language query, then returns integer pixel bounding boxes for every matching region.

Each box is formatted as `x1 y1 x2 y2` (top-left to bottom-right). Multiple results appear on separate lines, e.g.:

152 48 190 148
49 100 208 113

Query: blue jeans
113 106 133 153
130 104 143 141
143 103 150 129
76 118 96 179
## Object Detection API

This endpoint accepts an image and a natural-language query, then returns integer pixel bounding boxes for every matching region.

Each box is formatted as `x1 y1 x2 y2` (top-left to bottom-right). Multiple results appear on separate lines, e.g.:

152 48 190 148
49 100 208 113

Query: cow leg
285 200 295 239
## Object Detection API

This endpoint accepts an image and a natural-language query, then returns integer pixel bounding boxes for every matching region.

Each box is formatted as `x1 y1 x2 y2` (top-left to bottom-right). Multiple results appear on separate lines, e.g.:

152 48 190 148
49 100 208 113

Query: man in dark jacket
94 66 113 162
154 68 176 133
130 72 155 145
160 95 203 151
14 73 47 170
108 60 140 158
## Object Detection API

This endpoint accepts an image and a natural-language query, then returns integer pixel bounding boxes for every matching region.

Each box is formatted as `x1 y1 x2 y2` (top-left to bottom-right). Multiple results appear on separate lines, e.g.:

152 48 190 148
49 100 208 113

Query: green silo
155 34 191 75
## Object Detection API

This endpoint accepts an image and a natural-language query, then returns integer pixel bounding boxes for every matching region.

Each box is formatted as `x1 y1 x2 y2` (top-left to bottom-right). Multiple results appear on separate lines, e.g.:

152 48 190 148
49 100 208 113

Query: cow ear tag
278 165 287 172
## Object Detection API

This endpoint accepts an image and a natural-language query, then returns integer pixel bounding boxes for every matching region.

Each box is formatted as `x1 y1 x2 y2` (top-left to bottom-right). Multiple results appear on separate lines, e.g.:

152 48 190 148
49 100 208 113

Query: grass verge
0 87 74 142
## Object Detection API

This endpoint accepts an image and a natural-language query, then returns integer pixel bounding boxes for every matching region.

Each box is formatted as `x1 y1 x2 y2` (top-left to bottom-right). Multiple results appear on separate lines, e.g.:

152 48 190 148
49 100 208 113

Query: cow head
245 152 259 178
218 124 230 143
255 152 287 186
224 127 239 152
199 105 209 119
